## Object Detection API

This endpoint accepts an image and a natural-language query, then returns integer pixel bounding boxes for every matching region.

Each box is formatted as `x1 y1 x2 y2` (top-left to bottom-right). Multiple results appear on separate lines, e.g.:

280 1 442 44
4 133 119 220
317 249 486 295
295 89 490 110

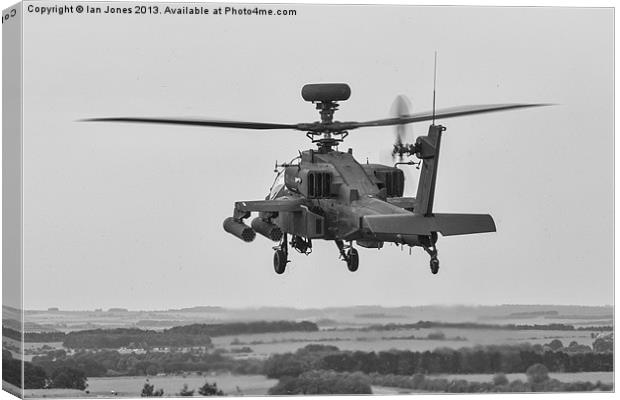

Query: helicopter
85 83 547 275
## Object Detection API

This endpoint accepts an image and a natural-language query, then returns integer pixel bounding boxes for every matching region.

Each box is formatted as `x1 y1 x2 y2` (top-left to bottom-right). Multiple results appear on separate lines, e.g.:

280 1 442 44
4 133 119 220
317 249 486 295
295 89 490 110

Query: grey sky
20 4 613 310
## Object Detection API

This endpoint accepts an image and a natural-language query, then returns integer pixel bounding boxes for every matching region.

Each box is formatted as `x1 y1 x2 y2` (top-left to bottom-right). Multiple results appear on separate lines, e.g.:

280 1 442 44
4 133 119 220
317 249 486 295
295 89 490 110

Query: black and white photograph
1 1 614 397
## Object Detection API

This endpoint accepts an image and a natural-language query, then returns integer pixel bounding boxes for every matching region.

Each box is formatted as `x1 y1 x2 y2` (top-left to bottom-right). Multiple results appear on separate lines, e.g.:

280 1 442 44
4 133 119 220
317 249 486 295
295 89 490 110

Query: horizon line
5 302 614 314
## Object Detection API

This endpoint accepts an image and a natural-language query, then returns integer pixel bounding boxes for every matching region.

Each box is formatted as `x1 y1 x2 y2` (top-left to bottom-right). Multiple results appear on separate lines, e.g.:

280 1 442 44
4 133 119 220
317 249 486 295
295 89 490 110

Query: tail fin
415 124 445 215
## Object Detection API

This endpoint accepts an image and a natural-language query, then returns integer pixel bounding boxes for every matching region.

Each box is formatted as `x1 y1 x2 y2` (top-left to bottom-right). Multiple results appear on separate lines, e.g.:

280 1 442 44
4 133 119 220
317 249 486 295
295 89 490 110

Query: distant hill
3 327 65 342
508 310 559 318
19 304 614 333
167 306 224 313
354 313 406 319
2 319 60 333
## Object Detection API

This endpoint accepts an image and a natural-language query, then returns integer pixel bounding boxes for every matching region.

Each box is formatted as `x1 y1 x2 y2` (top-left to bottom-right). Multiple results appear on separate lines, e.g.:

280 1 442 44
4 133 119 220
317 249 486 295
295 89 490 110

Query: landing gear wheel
273 249 287 275
346 248 359 272
430 257 439 275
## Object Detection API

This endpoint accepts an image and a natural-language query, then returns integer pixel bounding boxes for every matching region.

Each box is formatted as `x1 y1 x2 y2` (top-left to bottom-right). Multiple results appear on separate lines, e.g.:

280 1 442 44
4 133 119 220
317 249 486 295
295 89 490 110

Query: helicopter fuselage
224 122 495 274
265 148 423 249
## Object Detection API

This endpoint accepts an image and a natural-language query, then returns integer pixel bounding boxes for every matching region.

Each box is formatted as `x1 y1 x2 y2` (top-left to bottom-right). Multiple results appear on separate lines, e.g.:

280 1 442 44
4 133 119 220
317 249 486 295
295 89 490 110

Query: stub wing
386 197 416 210
362 213 496 237
234 199 304 213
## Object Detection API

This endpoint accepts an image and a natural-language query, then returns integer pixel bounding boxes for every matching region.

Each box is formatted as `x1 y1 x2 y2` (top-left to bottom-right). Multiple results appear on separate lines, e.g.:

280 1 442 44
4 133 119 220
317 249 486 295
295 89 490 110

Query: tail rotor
391 95 413 161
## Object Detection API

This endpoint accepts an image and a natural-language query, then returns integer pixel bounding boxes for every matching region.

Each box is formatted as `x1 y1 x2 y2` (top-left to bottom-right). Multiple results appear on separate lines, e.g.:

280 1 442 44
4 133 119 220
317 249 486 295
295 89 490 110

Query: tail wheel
346 248 359 272
430 257 439 275
273 249 287 275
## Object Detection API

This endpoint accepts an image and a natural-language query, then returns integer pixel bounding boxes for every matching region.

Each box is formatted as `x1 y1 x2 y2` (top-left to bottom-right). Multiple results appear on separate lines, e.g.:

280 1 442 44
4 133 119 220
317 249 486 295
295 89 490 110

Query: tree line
365 363 612 393
3 320 319 346
166 321 318 336
63 328 214 349
3 327 65 343
8 347 253 390
2 350 86 390
30 348 263 378
262 343 613 379
62 320 318 349
263 346 613 394
268 367 612 394
362 321 612 332
268 370 372 395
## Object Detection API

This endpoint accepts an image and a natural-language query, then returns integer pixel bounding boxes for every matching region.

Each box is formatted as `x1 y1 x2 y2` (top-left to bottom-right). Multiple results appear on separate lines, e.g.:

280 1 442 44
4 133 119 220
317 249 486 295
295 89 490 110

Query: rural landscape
2 304 613 396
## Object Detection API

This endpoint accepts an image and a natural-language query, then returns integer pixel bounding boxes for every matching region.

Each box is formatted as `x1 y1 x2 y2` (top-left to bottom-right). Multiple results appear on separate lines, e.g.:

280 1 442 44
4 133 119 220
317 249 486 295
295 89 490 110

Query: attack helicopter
85 83 546 275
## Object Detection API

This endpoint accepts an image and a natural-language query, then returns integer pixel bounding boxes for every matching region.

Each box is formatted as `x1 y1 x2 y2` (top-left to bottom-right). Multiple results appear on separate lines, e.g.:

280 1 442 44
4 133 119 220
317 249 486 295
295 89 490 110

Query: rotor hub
318 101 338 123
305 101 349 151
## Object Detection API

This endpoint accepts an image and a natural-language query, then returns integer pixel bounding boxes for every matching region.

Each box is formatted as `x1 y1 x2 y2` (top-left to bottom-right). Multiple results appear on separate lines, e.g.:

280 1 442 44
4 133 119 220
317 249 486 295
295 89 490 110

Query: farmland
430 371 613 384
213 326 598 359
3 304 613 395
20 373 277 398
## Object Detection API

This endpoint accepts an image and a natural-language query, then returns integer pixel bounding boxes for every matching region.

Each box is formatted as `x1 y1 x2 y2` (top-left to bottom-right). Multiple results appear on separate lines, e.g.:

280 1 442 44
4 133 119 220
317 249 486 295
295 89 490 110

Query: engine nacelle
251 218 283 242
223 217 256 242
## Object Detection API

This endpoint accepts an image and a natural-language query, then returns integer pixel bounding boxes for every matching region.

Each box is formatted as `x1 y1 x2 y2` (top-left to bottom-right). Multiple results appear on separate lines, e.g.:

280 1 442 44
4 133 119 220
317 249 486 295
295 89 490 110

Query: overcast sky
20 4 612 310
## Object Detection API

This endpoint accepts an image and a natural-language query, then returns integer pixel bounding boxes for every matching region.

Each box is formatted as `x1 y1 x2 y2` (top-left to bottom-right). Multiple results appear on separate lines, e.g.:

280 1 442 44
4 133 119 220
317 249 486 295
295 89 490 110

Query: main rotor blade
82 117 303 131
342 103 552 130
83 103 552 134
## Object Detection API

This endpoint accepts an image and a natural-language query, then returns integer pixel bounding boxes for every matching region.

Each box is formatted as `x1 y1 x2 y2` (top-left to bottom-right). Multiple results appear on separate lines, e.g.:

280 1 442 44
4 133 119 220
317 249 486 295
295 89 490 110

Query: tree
179 384 195 396
268 371 371 395
526 363 549 384
198 381 225 396
548 339 564 351
593 336 613 353
263 353 308 378
49 367 87 390
145 364 159 376
427 331 446 340
24 362 48 389
566 341 592 353
492 373 509 386
2 358 23 388
141 382 164 397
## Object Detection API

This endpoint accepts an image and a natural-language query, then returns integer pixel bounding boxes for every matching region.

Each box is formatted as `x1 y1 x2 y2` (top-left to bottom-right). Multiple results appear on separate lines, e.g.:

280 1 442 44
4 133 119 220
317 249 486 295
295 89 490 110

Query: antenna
432 51 437 125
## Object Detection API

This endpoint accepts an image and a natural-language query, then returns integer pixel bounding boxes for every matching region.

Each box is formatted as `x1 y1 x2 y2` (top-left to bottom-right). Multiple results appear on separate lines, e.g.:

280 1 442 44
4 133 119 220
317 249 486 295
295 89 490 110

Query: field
431 371 613 384
5 305 613 396
19 371 613 398
214 326 598 358
87 374 277 396
22 373 277 398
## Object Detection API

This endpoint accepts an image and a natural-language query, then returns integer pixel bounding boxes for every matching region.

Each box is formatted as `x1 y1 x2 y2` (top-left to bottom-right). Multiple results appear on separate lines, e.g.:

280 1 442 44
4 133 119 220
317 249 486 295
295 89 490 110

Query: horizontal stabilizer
362 213 495 237
431 213 496 236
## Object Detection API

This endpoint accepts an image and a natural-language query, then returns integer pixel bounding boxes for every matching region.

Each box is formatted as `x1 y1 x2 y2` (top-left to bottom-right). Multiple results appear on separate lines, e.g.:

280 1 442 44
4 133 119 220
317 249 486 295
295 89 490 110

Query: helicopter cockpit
269 170 285 200
269 156 301 200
